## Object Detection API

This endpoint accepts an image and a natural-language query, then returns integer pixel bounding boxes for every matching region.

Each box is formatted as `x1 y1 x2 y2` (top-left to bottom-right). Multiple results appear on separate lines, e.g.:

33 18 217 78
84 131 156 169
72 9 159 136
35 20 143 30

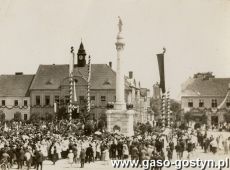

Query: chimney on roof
109 61 112 68
129 71 133 79
15 72 23 75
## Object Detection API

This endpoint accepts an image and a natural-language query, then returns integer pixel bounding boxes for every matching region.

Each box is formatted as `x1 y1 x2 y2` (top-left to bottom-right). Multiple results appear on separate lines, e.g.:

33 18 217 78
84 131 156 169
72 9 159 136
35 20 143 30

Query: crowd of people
0 120 229 170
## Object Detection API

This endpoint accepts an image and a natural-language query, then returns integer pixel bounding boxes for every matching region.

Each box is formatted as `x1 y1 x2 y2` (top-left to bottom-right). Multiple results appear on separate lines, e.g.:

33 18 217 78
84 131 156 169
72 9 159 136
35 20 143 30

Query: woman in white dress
104 146 110 165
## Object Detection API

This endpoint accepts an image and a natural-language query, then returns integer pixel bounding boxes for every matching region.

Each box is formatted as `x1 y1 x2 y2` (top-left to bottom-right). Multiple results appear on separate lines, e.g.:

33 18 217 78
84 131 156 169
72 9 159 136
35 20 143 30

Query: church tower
77 42 86 67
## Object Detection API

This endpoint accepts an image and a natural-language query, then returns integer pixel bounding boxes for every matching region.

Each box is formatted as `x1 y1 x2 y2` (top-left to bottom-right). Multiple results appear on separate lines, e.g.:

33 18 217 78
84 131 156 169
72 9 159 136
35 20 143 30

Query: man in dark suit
18 147 25 169
86 145 93 163
80 148 86 168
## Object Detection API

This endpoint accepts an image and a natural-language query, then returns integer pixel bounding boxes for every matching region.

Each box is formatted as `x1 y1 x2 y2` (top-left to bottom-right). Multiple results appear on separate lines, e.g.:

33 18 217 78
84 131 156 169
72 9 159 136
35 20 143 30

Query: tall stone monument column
106 17 135 136
114 17 126 110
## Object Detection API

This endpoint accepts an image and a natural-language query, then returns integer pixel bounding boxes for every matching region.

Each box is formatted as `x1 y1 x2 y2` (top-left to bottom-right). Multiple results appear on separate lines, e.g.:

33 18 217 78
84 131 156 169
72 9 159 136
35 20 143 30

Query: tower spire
77 41 86 67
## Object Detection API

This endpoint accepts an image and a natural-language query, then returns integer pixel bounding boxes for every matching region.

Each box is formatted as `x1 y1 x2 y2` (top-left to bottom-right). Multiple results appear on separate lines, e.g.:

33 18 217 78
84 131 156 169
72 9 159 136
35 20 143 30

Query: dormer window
46 79 53 85
103 79 111 85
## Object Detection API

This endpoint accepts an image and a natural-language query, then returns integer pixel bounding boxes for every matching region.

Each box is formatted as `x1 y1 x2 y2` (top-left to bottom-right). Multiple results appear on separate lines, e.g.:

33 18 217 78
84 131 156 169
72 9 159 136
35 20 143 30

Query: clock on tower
77 42 86 67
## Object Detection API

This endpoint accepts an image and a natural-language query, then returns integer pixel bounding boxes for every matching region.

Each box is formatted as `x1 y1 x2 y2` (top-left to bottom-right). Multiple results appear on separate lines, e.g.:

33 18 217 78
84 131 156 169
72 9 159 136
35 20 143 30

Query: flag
157 53 166 93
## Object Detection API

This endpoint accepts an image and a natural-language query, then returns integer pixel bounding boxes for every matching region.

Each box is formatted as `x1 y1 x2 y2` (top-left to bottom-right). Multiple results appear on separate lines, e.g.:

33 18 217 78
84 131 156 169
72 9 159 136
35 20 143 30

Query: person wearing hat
85 144 93 163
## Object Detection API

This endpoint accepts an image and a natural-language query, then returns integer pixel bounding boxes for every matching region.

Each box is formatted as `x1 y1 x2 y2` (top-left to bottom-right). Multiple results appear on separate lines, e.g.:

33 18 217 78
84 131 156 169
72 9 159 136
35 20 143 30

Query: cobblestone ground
9 148 230 170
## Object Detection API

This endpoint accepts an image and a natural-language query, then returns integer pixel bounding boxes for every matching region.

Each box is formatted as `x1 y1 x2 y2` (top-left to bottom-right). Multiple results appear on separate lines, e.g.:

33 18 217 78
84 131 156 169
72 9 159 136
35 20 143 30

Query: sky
0 0 229 99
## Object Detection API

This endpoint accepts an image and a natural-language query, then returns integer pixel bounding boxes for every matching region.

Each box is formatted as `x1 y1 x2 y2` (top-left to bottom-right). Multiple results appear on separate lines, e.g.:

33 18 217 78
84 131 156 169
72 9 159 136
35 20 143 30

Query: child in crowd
68 150 74 167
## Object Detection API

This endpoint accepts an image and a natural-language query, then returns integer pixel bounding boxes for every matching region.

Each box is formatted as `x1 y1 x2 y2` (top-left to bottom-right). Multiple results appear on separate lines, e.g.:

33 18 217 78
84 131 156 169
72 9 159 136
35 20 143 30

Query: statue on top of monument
118 16 123 33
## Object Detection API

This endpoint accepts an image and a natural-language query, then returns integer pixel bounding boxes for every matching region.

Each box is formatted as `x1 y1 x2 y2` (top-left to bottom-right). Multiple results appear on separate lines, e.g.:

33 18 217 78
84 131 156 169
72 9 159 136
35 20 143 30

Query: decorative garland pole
162 93 166 128
69 46 75 122
87 55 91 114
166 90 171 128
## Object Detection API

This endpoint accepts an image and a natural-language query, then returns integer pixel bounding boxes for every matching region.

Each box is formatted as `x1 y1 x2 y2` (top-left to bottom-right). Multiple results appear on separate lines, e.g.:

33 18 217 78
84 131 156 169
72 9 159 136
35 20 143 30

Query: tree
179 123 188 130
150 98 161 114
200 114 207 124
184 112 191 123
30 113 41 123
170 99 182 122
139 123 147 135
0 111 5 122
14 112 22 122
84 120 94 135
98 119 105 131
45 112 55 122
57 107 68 120
146 122 153 133
224 113 230 123
113 125 121 132
170 99 181 112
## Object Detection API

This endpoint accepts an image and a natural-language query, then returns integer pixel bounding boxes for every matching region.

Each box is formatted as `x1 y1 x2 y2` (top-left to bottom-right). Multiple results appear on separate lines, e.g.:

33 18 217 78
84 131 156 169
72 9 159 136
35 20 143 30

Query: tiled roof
0 75 34 97
30 64 131 90
181 77 230 97
30 65 69 90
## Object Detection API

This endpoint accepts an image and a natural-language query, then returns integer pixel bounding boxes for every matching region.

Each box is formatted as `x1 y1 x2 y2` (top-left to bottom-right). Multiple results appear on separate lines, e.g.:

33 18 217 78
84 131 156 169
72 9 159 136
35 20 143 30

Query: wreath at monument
113 125 121 132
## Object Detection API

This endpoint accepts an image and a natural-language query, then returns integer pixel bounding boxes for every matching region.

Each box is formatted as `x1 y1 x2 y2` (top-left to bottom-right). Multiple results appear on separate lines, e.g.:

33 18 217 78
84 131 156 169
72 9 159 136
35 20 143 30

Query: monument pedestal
106 109 135 136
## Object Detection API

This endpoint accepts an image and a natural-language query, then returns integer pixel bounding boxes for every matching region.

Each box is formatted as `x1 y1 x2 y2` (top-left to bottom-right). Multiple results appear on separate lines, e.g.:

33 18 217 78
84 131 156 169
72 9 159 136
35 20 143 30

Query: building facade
181 72 230 126
0 74 34 120
0 42 151 123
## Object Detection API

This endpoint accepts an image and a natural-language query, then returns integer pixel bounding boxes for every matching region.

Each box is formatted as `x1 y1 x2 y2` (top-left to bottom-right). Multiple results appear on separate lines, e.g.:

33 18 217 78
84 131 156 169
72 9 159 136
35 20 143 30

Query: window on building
36 96 40 105
24 114 28 121
90 96 95 101
199 99 204 107
79 96 85 105
101 96 106 102
211 99 217 108
226 99 230 107
45 96 50 105
188 99 193 107
24 100 28 106
114 96 116 102
14 100 18 106
1 100 5 106
90 96 95 106
54 96 59 103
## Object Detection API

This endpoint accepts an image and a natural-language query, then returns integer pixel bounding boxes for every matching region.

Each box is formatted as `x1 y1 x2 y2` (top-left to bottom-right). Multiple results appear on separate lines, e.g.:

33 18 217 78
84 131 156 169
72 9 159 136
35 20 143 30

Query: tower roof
77 42 86 56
